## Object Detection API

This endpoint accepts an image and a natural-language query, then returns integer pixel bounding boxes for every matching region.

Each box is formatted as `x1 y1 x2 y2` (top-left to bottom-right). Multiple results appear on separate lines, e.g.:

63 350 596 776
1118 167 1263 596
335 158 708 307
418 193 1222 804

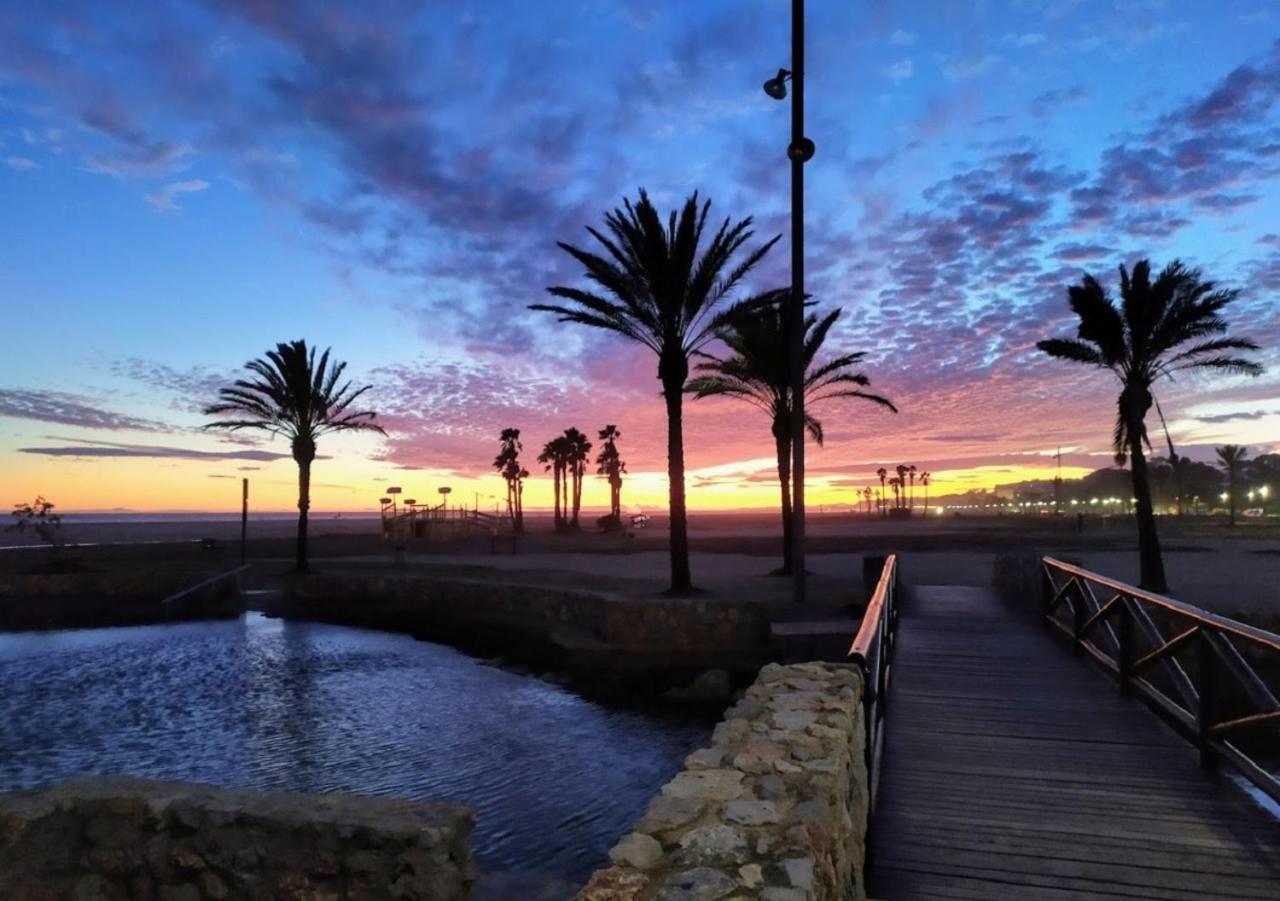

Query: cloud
882 60 914 82
1030 85 1088 118
17 437 297 462
1053 243 1113 263
889 30 916 46
1194 409 1275 424
0 389 171 432
85 140 193 180
4 156 37 170
942 55 1000 81
144 179 210 210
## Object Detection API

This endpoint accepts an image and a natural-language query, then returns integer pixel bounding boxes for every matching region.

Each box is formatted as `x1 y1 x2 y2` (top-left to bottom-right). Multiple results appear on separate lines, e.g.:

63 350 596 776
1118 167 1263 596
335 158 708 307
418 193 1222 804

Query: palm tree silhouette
889 476 902 511
908 464 918 511
876 467 888 516
494 428 528 533
895 465 909 512
563 427 593 529
538 435 571 533
688 302 895 574
1037 259 1261 590
921 471 931 515
533 189 779 592
205 340 384 571
1215 444 1249 526
596 425 627 526
862 486 873 514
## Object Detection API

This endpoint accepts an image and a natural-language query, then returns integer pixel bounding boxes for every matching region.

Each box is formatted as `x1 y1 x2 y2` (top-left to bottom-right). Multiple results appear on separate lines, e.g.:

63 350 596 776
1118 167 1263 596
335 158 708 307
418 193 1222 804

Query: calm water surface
0 614 713 897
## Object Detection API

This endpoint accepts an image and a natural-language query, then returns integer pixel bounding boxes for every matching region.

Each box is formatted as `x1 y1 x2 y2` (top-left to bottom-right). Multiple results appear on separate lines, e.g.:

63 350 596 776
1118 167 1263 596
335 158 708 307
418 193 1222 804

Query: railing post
1072 581 1086 655
1197 630 1218 772
1117 598 1132 697
1040 561 1053 619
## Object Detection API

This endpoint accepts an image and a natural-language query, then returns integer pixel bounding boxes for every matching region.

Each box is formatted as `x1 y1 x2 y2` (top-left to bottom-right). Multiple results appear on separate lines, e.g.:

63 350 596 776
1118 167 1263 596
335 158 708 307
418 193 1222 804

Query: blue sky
1 0 1278 511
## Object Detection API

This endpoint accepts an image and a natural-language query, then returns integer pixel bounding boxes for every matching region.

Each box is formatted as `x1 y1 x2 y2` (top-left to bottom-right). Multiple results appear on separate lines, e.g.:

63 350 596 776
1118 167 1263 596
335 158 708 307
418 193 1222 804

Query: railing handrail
1040 556 1280 806
1043 556 1280 651
158 564 250 606
849 553 897 664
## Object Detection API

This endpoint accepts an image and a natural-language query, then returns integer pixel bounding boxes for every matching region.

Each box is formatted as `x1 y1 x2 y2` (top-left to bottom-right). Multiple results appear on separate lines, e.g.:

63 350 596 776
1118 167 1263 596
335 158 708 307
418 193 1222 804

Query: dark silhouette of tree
895 465 909 511
205 340 384 572
863 486 873 514
8 496 64 552
494 428 527 532
1037 260 1261 591
876 467 888 516
688 302 895 574
908 464 918 511
596 425 627 527
533 189 778 593
921 471 932 515
563 427 592 529
889 476 902 511
1216 444 1249 526
538 435 572 533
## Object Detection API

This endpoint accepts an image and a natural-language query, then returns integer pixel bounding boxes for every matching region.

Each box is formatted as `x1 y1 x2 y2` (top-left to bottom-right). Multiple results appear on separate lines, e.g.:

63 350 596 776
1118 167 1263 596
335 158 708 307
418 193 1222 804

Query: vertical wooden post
1117 598 1132 696
240 478 249 566
1197 630 1217 771
1072 581 1086 654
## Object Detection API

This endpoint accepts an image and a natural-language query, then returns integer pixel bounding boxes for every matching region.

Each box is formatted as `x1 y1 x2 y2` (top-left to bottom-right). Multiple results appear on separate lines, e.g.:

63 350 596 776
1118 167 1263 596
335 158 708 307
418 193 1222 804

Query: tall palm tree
494 428 528 532
889 477 902 511
895 465 909 512
876 467 888 516
1215 444 1249 526
688 303 895 574
205 340 384 572
532 189 779 592
537 436 572 532
921 471 932 515
1037 259 1261 591
563 427 593 529
596 425 627 525
908 464 918 511
862 486 873 514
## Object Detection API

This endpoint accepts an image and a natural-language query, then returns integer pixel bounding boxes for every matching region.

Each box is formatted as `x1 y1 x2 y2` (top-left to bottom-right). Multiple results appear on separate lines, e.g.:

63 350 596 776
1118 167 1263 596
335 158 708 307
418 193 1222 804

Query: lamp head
763 68 791 100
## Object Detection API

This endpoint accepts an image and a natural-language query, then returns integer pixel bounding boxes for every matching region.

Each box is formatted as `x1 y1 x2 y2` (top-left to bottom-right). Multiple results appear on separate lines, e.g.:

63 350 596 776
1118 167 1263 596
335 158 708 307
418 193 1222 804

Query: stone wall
0 572 242 631
0 776 473 901
282 573 770 674
577 662 869 901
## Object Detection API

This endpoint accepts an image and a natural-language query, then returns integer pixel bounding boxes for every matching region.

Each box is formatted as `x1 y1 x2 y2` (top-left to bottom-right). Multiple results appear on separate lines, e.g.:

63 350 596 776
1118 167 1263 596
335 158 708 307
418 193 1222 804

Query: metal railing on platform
158 564 250 606
1041 556 1280 804
848 553 898 819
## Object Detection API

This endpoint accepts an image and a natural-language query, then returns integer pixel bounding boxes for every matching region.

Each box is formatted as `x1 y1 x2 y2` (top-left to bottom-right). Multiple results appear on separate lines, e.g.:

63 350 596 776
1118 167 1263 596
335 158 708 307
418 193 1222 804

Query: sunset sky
2 1 1278 515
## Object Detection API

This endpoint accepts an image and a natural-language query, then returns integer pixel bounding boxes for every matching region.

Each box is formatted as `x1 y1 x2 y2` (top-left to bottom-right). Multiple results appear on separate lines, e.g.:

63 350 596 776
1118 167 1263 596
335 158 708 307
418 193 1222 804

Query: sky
1 0 1278 515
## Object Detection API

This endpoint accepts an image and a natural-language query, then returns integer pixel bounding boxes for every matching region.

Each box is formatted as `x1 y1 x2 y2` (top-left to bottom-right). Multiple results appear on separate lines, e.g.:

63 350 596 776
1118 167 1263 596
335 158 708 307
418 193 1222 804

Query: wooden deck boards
867 585 1280 900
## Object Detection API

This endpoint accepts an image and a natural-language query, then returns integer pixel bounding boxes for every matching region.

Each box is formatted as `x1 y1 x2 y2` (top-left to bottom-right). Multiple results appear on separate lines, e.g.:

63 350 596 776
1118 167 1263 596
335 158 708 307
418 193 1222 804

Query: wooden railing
848 554 898 818
1041 556 1280 804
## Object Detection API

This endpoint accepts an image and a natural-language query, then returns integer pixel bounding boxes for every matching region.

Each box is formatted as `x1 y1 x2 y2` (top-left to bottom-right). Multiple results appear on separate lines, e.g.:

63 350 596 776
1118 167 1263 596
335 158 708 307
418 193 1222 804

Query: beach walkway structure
852 557 1280 900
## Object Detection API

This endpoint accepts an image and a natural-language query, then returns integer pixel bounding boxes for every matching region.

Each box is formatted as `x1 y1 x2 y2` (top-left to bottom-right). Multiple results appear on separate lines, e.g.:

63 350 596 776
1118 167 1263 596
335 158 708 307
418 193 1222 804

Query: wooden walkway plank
868 584 1280 900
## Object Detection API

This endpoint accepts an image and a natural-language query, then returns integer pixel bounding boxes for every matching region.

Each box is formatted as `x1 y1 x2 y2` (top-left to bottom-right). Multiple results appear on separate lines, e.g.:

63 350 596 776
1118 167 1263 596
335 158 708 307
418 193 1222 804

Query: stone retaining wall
283 573 770 673
577 662 869 901
0 776 473 901
0 572 242 631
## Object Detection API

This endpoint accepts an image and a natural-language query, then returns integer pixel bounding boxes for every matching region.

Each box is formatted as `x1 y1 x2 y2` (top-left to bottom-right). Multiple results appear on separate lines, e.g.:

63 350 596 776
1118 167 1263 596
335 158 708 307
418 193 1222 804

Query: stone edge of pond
0 775 473 900
576 661 869 901
278 571 774 688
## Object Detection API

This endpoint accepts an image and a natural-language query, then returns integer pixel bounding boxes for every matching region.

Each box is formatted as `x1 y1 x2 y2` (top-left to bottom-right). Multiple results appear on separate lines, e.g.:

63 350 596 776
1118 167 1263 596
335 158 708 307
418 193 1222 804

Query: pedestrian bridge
851 555 1280 900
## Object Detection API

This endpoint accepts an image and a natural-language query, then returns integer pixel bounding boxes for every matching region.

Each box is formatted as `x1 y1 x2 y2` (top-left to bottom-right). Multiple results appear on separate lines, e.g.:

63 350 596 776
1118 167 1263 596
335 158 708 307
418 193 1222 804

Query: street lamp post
763 0 814 605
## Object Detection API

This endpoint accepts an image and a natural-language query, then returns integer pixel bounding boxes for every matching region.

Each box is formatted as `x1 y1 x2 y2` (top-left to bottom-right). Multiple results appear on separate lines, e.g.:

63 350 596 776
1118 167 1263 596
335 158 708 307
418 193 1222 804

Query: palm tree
1037 259 1262 591
688 303 895 574
921 471 932 515
563 427 593 529
1216 445 1249 526
205 340 384 571
537 436 572 532
908 464 918 511
862 486 873 514
494 428 528 532
596 425 627 526
895 465 909 512
889 477 902 511
532 190 779 593
876 467 888 516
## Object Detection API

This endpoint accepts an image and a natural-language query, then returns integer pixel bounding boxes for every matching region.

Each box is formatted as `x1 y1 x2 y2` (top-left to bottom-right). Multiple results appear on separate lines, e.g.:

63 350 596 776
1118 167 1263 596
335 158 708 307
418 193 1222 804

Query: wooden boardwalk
868 585 1280 900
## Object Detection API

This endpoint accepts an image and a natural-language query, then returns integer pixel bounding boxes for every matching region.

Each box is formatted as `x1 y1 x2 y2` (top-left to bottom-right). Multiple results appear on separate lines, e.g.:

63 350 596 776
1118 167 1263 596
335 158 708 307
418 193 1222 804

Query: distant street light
764 0 814 605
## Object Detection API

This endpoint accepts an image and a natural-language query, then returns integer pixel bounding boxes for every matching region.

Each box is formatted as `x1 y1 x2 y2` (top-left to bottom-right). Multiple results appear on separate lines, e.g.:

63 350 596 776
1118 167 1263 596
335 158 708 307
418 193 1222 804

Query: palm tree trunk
1129 431 1168 592
776 431 793 575
296 459 311 573
663 380 693 592
553 466 561 530
1228 469 1237 526
516 479 524 533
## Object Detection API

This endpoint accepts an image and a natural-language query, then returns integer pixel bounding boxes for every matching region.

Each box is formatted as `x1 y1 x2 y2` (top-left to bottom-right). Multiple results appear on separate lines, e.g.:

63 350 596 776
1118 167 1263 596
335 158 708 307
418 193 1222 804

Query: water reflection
0 614 712 894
